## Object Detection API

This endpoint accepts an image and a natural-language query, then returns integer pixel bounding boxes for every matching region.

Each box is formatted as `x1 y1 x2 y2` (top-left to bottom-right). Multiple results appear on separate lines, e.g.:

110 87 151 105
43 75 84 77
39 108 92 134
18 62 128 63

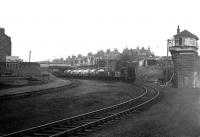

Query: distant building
106 48 121 60
6 56 22 62
52 58 65 64
0 28 12 62
59 49 121 70
138 57 159 67
121 46 154 64
122 47 153 59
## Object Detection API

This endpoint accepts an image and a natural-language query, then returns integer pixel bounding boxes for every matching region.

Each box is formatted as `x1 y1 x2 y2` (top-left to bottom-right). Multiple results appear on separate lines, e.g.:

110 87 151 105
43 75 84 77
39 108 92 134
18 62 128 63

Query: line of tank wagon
63 66 136 82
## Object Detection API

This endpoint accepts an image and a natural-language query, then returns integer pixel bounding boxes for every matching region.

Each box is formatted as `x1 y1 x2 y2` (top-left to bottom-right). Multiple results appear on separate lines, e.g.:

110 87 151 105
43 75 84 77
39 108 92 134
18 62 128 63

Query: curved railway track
1 84 160 137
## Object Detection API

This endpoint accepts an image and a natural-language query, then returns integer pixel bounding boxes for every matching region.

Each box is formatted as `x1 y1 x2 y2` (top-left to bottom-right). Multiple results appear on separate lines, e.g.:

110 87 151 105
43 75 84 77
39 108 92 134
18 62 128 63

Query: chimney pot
177 25 180 34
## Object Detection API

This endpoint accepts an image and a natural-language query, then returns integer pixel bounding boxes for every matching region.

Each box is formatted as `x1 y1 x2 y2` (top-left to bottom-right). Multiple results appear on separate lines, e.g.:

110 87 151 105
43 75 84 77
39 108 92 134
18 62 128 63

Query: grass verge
88 87 200 137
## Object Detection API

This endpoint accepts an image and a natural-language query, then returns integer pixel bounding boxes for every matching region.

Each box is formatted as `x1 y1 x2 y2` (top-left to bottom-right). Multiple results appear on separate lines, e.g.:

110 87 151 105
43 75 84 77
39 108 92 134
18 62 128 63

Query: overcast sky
0 0 200 61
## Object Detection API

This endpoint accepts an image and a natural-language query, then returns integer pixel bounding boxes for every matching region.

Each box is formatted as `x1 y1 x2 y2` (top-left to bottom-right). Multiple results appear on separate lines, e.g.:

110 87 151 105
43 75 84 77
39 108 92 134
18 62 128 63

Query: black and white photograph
1 0 200 136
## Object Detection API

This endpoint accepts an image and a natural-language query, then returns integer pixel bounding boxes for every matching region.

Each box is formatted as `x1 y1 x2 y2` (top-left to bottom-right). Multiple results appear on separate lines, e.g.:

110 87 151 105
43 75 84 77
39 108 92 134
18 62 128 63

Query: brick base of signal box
171 51 198 88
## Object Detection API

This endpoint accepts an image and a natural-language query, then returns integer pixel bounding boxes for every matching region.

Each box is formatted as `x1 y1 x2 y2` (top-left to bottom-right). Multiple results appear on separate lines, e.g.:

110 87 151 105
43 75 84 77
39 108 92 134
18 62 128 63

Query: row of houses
44 47 155 67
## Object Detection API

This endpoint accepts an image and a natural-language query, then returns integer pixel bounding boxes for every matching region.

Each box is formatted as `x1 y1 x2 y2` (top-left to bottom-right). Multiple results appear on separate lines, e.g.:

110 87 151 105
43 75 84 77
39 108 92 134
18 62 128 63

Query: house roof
173 30 199 40
0 28 11 40
0 34 11 40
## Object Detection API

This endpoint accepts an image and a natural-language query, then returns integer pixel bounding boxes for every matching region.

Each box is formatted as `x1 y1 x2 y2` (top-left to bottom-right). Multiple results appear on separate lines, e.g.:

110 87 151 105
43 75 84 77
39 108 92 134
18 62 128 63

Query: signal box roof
174 30 199 40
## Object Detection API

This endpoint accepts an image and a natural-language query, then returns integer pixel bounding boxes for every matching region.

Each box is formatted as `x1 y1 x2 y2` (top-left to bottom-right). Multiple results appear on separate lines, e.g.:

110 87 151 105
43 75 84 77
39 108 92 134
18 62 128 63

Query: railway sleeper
88 116 102 120
2 85 159 137
103 122 114 126
74 130 88 135
81 119 97 124
50 127 68 131
65 125 80 129
41 129 60 134
137 106 149 111
83 129 93 132
32 132 52 136
134 109 142 113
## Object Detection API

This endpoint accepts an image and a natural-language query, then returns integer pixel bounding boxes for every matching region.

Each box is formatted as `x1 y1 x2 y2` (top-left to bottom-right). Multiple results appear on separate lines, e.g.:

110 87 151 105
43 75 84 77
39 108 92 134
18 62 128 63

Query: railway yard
1 79 200 137
1 1 200 136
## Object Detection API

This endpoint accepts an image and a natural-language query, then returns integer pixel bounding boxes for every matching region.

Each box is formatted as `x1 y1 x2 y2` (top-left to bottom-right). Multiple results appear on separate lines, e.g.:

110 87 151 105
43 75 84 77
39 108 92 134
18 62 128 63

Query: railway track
1 84 160 137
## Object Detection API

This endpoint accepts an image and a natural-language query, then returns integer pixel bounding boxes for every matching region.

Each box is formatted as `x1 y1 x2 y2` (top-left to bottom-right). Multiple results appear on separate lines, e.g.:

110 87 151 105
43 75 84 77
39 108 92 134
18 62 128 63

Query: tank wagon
64 62 136 82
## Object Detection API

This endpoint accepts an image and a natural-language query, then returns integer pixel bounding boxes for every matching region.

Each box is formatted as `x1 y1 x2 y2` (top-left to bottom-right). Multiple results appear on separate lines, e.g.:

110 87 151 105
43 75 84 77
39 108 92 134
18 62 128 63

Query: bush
136 65 164 82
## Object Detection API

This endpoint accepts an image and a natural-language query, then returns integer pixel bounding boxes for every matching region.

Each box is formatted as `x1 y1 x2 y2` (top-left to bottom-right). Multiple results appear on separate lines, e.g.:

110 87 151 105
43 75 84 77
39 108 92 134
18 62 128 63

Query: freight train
63 62 136 82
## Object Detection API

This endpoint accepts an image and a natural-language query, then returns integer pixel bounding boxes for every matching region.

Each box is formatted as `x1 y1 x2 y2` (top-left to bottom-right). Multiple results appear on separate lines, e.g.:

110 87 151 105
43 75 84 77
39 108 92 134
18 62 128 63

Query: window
179 38 182 46
175 39 179 46
185 38 196 46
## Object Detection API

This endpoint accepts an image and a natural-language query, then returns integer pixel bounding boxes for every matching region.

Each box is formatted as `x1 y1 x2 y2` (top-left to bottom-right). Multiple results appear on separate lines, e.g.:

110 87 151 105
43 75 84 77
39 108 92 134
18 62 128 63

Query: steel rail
51 85 159 137
2 84 147 137
1 84 159 137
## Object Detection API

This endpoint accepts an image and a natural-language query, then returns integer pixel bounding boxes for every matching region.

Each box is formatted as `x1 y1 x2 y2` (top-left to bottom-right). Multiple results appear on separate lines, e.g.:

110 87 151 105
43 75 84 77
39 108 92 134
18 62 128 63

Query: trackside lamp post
166 39 171 83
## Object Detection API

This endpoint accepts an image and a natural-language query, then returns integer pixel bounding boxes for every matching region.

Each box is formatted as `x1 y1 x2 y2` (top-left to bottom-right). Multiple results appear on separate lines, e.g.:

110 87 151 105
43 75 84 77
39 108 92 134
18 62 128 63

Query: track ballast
2 84 160 137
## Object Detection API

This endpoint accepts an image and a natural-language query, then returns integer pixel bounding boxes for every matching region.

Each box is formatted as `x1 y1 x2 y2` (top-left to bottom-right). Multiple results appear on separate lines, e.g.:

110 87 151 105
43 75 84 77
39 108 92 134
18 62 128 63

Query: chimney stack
0 27 5 34
177 25 180 34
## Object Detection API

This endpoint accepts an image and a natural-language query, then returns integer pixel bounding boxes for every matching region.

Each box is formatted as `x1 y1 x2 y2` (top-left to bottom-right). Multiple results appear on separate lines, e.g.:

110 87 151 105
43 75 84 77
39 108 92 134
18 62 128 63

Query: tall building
0 28 12 62
169 26 199 88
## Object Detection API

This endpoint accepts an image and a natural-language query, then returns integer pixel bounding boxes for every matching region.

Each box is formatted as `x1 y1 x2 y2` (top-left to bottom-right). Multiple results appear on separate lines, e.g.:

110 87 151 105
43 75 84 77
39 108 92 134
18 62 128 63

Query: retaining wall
0 62 42 77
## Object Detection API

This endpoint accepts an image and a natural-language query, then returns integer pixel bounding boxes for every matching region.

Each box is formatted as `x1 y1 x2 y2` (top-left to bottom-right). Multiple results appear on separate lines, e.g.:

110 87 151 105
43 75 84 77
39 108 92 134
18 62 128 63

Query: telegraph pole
29 50 31 62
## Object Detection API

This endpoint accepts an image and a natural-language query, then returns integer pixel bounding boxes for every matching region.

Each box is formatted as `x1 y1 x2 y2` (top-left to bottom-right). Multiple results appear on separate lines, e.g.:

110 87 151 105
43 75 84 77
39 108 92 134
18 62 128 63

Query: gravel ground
87 87 200 137
0 79 70 97
0 80 142 135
